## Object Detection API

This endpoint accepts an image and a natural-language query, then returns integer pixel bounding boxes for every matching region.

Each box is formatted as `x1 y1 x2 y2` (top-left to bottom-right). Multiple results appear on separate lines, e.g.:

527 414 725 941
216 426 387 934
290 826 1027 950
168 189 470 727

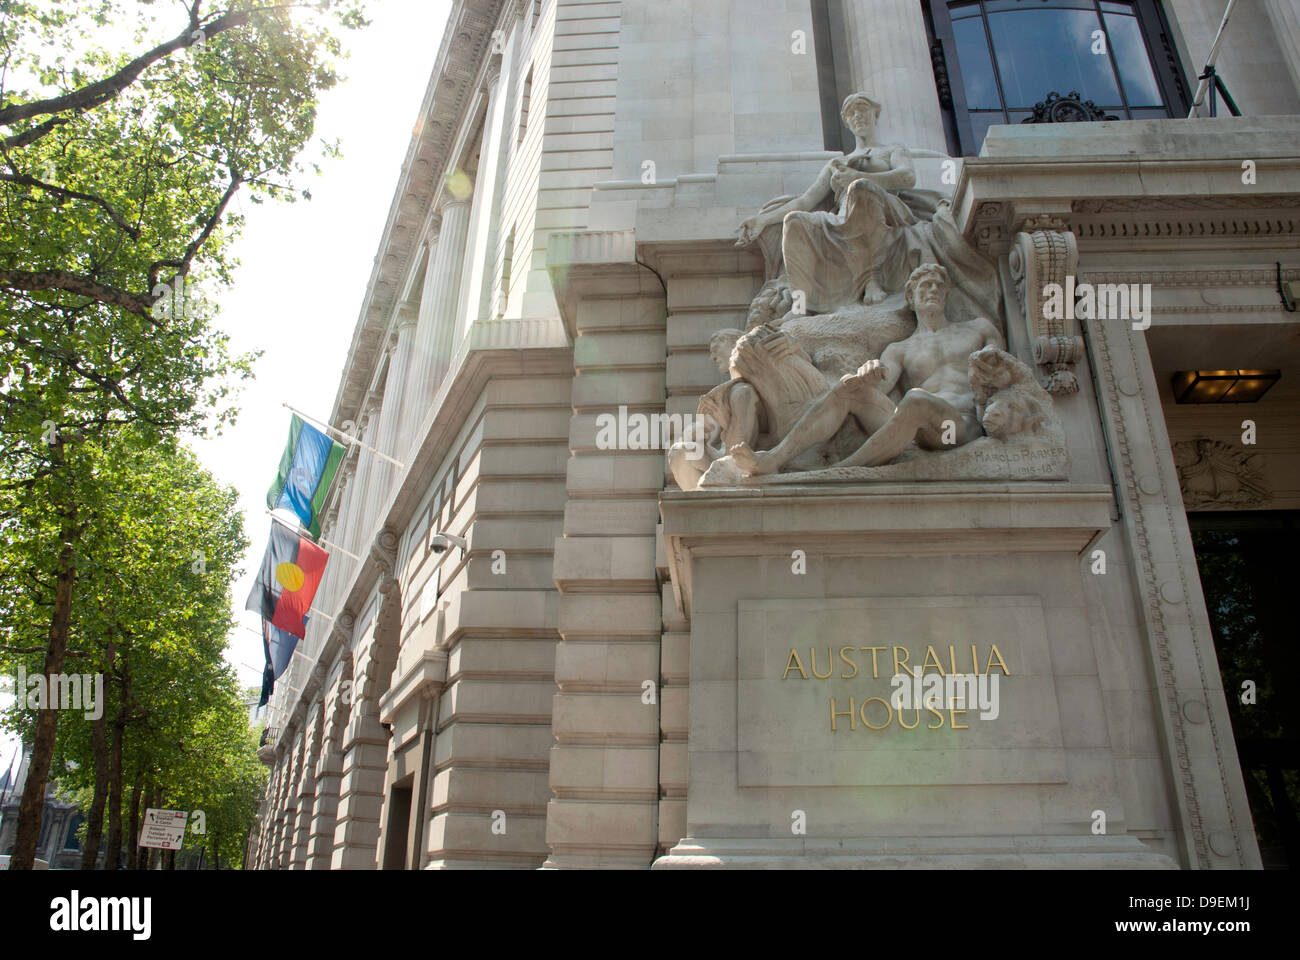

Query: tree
1 427 257 867
0 0 365 868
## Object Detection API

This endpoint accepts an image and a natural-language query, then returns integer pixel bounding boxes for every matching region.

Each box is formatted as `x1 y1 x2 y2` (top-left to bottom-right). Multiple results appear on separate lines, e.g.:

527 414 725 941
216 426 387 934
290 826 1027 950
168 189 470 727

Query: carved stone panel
1173 439 1269 509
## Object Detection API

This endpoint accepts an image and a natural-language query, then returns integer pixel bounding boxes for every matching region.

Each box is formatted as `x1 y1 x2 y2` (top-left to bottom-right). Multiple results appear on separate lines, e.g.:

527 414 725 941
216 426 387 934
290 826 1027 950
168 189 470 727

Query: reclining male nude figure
730 263 1004 475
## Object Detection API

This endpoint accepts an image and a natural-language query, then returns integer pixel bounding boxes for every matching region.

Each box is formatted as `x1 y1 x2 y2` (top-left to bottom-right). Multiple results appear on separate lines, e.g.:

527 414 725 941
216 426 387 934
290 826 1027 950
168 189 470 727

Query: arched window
928 0 1190 156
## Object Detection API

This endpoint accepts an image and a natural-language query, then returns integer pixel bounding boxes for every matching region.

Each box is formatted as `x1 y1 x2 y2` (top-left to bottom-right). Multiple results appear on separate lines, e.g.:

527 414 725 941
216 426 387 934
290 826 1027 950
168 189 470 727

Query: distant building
0 742 89 869
243 687 268 730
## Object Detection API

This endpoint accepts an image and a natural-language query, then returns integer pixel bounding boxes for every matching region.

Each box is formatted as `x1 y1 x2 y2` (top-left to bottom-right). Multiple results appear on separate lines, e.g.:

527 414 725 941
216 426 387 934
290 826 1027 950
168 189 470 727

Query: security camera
429 531 468 555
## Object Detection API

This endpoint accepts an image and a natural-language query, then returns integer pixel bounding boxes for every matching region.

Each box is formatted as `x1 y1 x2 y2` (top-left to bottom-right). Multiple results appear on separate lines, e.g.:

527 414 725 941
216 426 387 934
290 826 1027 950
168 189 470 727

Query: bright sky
0 0 453 774
195 0 452 696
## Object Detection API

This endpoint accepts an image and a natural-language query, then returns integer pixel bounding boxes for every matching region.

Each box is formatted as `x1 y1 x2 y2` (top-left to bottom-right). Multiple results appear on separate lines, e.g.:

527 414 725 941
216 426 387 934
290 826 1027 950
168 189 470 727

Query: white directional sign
138 808 189 850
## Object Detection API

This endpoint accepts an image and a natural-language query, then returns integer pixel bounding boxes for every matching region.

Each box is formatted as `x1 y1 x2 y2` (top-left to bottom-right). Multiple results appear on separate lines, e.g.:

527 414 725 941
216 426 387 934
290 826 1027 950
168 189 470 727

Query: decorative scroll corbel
1008 218 1084 395
370 527 401 599
327 610 355 653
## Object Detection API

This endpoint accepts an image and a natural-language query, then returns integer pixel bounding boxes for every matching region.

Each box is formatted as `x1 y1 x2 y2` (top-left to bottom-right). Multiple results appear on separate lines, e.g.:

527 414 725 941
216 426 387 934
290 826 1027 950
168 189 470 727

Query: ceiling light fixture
1171 369 1280 404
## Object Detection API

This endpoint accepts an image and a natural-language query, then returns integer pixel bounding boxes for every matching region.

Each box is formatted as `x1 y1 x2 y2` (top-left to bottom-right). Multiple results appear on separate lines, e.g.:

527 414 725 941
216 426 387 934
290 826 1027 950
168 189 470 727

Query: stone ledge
653 835 1178 869
660 482 1113 618
377 651 448 725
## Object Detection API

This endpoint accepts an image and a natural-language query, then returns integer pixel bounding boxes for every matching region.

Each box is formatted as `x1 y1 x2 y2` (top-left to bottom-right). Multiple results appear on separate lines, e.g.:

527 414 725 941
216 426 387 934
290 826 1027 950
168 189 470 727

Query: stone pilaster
546 260 667 869
276 730 305 869
308 646 353 869
331 533 402 869
1083 294 1262 870
263 748 289 869
291 698 325 868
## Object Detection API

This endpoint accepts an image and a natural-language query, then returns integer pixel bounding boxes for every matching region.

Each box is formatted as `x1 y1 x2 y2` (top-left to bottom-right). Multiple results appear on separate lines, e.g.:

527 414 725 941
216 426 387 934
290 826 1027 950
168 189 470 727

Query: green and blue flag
267 414 345 541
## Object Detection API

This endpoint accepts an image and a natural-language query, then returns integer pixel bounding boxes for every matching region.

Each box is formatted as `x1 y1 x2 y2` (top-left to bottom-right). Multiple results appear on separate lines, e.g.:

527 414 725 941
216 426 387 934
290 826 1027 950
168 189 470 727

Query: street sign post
138 808 189 850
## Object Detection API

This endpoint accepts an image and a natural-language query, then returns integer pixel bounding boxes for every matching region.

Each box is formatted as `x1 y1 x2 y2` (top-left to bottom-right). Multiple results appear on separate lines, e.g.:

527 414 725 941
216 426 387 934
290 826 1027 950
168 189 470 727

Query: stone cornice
327 0 506 445
951 117 1300 252
378 651 449 727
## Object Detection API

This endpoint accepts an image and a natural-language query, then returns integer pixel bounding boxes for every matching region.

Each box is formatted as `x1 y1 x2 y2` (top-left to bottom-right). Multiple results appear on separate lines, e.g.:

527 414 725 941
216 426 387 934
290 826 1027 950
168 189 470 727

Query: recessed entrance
1189 511 1299 870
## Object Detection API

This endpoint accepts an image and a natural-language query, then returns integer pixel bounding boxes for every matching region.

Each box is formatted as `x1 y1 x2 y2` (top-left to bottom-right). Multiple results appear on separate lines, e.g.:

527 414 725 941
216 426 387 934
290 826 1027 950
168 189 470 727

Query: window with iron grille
926 0 1190 156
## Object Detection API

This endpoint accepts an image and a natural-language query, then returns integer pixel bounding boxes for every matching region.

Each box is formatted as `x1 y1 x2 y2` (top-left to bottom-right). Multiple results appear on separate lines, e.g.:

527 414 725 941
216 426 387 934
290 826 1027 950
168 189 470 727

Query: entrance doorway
1189 511 1299 869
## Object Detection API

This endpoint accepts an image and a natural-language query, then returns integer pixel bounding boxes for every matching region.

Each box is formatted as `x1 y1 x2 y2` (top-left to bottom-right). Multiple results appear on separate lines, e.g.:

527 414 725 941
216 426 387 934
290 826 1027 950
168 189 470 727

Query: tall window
928 0 1189 156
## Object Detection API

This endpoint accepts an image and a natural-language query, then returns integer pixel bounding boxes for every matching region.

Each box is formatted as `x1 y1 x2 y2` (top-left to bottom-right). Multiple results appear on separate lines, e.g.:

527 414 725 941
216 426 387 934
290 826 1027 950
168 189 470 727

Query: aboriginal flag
258 618 301 707
245 522 328 640
267 414 345 541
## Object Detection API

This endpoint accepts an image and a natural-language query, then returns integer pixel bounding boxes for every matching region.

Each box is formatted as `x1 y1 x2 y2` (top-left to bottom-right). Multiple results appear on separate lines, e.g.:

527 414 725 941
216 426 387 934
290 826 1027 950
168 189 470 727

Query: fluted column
420 198 472 406
341 397 381 561
363 316 417 534
837 0 948 153
455 58 508 352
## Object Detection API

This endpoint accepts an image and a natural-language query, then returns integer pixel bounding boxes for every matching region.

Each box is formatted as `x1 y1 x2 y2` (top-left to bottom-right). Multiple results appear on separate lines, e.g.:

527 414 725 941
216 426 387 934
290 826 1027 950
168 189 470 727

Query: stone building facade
0 743 89 869
248 0 1300 870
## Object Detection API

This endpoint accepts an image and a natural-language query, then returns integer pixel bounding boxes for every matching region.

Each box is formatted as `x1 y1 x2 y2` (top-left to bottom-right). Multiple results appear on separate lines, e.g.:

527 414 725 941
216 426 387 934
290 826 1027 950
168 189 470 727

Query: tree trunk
103 689 127 868
135 784 154 870
81 639 115 868
9 473 78 870
126 778 144 869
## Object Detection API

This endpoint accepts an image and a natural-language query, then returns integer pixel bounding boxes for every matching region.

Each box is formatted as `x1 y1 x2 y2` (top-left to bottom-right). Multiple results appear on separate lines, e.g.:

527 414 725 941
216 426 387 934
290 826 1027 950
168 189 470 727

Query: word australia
782 644 1011 682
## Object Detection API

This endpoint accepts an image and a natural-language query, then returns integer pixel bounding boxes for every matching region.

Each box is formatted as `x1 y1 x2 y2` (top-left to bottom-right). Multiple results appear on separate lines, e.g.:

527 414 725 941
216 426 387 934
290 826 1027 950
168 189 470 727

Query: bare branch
148 170 242 288
0 171 140 239
0 268 154 316
0 9 260 127
1 115 68 151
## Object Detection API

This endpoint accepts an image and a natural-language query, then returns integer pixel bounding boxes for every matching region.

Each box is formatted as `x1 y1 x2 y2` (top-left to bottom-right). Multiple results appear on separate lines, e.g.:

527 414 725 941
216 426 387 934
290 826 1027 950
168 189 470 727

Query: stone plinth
655 482 1177 869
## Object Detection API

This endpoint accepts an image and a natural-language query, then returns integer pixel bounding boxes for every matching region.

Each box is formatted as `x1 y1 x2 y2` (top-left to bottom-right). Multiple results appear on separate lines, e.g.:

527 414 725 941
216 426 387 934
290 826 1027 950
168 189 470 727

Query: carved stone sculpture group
668 93 1070 490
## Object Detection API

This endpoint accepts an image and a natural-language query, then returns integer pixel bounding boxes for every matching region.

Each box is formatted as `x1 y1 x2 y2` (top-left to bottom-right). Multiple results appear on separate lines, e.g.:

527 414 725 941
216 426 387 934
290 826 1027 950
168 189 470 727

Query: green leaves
0 1 366 865
0 0 363 445
1 426 264 865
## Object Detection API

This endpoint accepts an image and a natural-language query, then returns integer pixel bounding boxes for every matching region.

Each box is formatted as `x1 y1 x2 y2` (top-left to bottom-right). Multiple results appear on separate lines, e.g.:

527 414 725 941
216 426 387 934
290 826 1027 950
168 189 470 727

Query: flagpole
264 509 362 562
282 402 405 468
1187 0 1238 117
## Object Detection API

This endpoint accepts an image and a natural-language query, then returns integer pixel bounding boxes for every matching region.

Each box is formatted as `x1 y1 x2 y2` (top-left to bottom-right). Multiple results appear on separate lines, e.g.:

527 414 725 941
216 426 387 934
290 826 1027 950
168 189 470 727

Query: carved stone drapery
1009 220 1084 395
1173 439 1269 509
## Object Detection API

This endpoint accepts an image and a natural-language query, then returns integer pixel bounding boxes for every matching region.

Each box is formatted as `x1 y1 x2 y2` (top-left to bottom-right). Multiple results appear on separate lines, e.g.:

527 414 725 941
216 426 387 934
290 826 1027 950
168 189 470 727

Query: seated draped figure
730 262 1005 476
